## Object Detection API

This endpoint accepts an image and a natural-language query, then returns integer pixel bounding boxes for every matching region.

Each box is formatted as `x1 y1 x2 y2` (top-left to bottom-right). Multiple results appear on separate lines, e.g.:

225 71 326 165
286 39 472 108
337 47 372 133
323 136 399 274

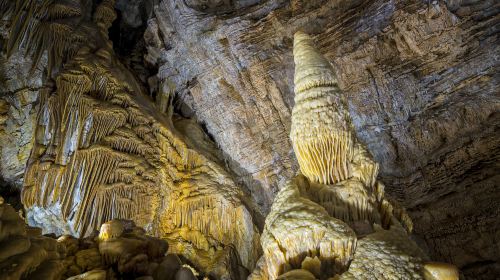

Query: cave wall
144 0 499 278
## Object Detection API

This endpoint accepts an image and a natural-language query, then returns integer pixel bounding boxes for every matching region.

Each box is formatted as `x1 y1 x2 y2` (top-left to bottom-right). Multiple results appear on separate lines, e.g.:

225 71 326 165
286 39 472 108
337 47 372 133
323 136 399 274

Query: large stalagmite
1 0 259 276
251 31 459 280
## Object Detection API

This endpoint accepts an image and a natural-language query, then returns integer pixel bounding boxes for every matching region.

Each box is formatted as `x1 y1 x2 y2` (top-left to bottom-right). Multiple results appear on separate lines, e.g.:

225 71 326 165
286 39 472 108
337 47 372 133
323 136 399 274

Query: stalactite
104 128 156 157
11 0 260 275
4 0 88 75
65 147 126 235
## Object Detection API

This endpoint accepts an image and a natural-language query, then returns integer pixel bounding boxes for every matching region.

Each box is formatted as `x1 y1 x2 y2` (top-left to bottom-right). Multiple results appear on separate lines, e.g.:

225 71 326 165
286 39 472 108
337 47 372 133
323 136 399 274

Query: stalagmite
260 177 356 279
251 31 458 280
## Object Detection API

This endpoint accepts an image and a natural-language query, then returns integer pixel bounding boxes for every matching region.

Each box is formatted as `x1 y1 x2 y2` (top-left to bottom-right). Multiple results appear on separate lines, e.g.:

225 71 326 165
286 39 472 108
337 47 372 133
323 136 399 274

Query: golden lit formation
1 0 258 278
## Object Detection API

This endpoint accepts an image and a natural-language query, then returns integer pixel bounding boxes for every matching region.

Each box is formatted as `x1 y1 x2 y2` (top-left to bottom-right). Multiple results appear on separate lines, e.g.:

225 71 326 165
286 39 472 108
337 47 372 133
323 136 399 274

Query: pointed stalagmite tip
290 31 354 184
293 31 338 94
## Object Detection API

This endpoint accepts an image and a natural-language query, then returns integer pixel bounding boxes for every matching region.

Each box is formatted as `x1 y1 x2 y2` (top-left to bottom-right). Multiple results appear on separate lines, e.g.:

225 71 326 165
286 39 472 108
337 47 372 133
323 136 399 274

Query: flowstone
1 0 259 276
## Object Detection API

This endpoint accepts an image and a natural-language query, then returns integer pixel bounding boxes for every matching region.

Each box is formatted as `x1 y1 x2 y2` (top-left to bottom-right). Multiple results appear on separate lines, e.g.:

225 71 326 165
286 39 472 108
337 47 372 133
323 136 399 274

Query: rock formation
251 31 459 280
0 13 45 193
1 0 259 277
0 196 67 280
291 31 354 184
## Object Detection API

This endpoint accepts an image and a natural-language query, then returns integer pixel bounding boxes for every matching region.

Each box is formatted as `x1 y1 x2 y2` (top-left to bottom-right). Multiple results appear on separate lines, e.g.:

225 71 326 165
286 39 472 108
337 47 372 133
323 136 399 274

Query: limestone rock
276 269 316 280
259 177 356 278
423 262 460 280
0 22 44 191
66 269 107 280
291 31 355 184
174 267 197 280
338 226 427 280
153 254 182 280
0 0 496 279
75 248 102 271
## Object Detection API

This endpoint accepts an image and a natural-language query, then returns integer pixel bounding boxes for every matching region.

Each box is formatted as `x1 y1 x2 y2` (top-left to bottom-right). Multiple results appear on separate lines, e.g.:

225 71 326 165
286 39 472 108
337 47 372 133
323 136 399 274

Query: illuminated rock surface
0 198 203 279
0 0 259 277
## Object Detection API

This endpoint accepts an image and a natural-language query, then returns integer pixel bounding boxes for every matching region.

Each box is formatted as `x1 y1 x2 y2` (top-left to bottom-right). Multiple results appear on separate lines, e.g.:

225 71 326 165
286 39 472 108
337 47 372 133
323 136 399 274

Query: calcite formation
290 32 354 185
1 0 259 276
251 32 459 280
0 0 494 279
260 176 356 279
